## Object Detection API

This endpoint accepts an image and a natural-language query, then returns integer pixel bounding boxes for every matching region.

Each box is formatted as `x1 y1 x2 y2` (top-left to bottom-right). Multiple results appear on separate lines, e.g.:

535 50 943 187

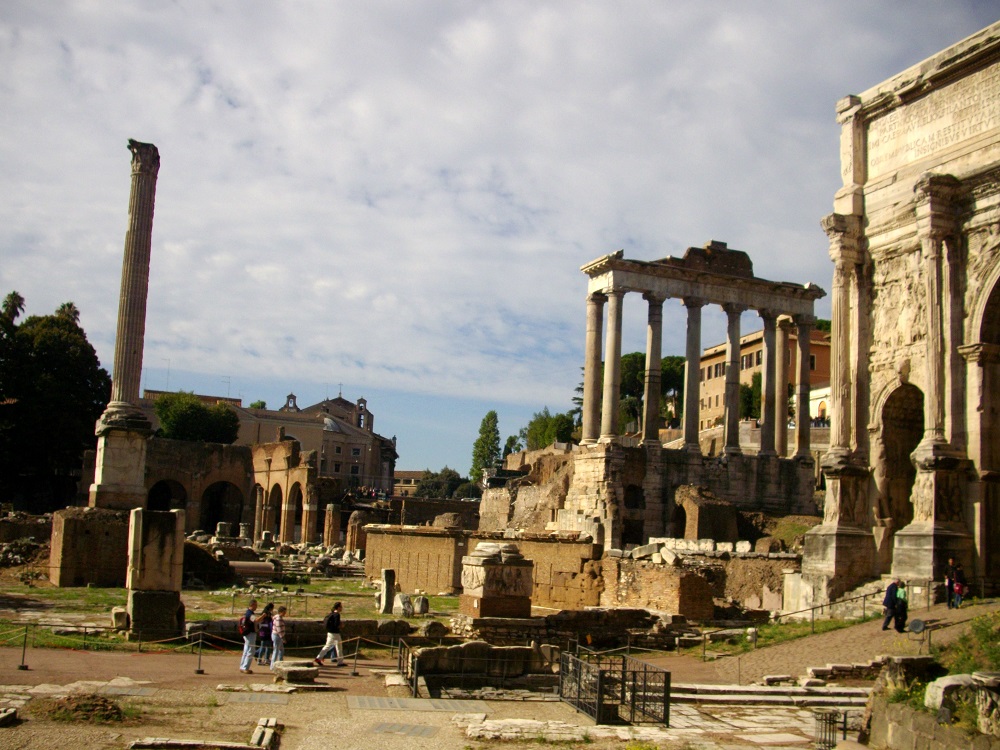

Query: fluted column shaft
641 293 664 445
682 298 705 451
110 140 159 406
581 293 606 444
759 310 778 456
794 316 814 457
723 304 744 454
599 290 625 442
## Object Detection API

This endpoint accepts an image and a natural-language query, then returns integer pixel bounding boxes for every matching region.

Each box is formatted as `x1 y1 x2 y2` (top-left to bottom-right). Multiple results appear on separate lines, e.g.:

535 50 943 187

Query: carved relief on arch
870 245 926 350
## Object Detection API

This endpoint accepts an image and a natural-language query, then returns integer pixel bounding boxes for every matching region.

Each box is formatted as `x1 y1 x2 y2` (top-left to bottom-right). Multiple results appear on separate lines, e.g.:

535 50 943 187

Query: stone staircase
671 682 870 708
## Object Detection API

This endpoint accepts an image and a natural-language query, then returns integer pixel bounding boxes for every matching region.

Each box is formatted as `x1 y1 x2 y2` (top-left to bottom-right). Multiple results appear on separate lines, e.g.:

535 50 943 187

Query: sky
1 2 997 475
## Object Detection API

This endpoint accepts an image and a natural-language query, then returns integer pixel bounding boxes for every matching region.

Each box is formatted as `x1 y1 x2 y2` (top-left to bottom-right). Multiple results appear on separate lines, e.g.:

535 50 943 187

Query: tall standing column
794 315 814 457
723 303 744 455
641 293 665 445
89 140 160 511
894 174 972 582
581 293 606 445
108 139 160 415
775 316 792 457
759 311 777 456
599 290 625 442
682 298 705 452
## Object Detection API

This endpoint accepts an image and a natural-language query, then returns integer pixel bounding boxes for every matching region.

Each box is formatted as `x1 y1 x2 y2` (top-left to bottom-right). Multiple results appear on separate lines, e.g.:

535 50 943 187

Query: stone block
697 539 715 552
662 538 677 549
660 549 679 566
735 541 752 553
651 553 663 564
925 674 975 710
110 606 129 631
377 619 412 637
0 707 17 727
412 595 429 615
419 620 449 638
393 593 414 617
716 542 734 552
606 548 625 558
631 543 660 559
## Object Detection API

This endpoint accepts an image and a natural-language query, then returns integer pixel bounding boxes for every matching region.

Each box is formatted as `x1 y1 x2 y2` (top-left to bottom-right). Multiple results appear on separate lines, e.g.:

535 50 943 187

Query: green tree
739 372 763 419
520 407 576 451
502 434 523 459
154 392 240 443
660 355 686 424
0 292 111 511
413 466 465 498
248 400 266 409
453 481 483 499
470 410 501 481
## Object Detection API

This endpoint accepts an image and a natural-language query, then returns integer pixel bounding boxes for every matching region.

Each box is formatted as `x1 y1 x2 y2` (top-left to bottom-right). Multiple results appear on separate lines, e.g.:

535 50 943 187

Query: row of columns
581 291 814 457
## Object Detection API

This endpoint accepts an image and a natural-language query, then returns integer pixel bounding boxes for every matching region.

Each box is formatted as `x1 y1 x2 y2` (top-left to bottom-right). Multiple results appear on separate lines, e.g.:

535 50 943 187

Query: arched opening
288 483 304 542
200 481 245 533
148 479 187 512
269 484 283 539
880 384 924 528
672 503 688 538
978 279 1000 580
817 401 827 420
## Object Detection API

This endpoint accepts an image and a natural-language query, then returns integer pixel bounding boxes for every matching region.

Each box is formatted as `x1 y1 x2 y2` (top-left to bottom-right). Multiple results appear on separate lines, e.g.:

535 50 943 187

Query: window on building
810 355 817 371
715 394 719 407
350 465 360 475
756 350 763 366
335 446 342 454
334 463 341 473
351 447 361 456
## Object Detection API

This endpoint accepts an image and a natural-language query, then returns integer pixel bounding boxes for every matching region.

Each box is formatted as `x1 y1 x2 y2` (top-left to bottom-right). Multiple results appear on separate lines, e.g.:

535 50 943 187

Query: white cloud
1 0 996 470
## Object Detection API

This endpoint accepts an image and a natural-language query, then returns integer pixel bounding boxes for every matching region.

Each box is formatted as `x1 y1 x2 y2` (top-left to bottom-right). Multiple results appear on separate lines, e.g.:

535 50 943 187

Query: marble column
641 293 665 445
894 174 972 581
253 485 264 541
581 293 606 445
599 290 625 443
775 316 792 457
89 140 160 511
759 310 777 456
723 303 744 455
794 315 814 457
682 298 705 452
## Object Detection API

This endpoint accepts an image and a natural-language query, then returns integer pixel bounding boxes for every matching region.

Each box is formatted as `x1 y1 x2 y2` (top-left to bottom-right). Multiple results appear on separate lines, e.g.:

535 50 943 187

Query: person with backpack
238 599 258 674
313 602 346 667
255 603 274 665
270 605 287 669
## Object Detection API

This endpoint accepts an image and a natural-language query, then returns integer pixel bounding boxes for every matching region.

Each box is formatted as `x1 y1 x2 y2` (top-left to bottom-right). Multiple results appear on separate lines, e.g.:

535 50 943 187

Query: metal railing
560 651 670 726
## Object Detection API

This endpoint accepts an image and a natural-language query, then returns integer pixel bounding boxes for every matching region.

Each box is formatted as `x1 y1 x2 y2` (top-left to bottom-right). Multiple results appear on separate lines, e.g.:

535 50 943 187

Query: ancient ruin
791 19 1000 607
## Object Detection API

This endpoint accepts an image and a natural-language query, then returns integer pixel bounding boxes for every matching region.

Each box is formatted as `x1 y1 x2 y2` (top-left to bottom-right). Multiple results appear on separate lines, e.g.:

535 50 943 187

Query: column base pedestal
800 524 877 605
891 522 974 582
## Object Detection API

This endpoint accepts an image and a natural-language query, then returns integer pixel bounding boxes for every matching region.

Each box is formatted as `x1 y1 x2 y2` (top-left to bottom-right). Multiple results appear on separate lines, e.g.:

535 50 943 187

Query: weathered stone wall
450 609 658 647
599 558 714 620
479 450 575 534
363 527 602 607
867 695 1000 750
49 507 130 586
0 514 51 543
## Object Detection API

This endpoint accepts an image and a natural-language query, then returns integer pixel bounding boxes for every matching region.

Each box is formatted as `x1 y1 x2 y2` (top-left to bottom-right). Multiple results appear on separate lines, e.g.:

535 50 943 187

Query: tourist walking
270 605 287 669
882 579 899 631
255 603 274 665
894 581 909 633
953 562 968 608
314 602 346 666
239 599 258 674
945 556 959 608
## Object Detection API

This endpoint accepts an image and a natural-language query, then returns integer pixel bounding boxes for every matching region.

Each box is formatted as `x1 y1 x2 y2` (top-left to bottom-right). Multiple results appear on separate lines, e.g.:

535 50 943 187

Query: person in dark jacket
313 602 346 667
893 581 909 633
945 556 959 609
882 579 899 631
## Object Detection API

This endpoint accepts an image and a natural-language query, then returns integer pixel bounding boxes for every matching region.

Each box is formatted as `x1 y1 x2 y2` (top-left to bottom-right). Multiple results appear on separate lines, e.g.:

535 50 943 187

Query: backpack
237 614 253 636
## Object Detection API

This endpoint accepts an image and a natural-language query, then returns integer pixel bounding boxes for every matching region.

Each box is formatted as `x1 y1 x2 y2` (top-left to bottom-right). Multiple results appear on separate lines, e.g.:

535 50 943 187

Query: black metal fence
559 652 670 726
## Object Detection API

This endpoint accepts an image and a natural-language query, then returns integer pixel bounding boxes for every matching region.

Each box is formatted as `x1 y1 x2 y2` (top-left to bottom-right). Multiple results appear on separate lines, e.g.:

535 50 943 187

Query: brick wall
49 507 130 586
599 558 715 621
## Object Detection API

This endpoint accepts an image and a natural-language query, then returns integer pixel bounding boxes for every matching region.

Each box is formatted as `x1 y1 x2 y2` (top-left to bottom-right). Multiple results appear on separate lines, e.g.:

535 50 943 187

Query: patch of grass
769 517 817 547
952 697 980 734
624 742 660 750
886 679 927 710
30 693 140 724
940 610 1000 675
687 616 861 657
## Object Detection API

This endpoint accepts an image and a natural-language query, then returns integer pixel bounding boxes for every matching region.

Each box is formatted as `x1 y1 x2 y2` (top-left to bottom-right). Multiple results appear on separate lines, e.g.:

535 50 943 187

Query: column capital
821 212 863 265
777 314 795 331
128 139 160 176
914 172 961 240
587 291 608 304
722 303 747 316
642 291 666 306
793 313 816 329
758 308 778 323
683 296 707 309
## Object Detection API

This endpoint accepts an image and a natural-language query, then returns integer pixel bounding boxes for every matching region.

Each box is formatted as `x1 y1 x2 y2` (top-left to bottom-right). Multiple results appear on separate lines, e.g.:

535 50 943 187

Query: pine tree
470 410 501 482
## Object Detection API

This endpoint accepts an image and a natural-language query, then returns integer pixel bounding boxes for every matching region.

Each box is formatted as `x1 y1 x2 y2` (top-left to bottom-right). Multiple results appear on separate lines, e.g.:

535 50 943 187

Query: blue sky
1 2 996 474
